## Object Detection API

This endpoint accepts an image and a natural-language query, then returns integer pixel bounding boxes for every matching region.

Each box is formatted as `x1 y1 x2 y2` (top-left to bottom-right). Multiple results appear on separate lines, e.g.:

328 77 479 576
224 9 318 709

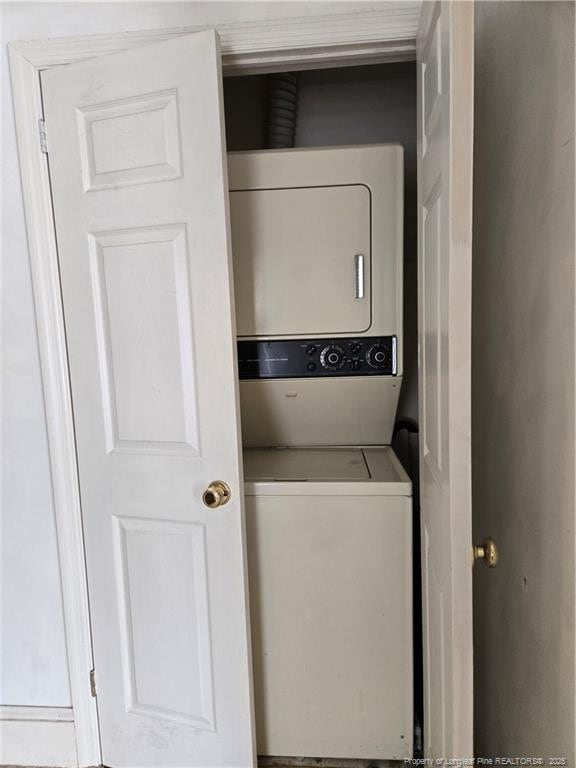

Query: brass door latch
473 537 499 568
203 481 231 509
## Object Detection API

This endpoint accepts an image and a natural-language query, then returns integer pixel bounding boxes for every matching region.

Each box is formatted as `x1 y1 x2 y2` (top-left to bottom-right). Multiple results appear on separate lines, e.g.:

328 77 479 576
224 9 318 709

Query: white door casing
417 1 474 757
41 31 255 768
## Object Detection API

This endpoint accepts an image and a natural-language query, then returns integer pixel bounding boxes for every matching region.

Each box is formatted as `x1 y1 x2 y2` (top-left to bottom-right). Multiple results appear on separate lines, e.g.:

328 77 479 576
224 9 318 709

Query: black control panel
238 336 397 380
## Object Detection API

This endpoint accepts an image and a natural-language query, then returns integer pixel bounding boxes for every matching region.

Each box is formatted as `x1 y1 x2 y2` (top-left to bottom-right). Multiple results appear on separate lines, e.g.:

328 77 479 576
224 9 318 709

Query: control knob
366 343 389 370
320 345 345 371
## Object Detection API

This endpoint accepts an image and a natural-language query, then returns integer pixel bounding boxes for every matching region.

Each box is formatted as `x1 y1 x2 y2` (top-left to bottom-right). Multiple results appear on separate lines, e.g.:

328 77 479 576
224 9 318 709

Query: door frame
8 5 421 765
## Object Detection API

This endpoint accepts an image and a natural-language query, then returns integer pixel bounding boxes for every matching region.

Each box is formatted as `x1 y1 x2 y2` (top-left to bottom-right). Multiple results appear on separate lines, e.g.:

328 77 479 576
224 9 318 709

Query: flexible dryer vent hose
266 72 299 149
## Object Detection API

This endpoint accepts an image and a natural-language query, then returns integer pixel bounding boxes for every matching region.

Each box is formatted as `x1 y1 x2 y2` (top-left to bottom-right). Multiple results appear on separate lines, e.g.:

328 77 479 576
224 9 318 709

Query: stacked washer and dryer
228 145 413 761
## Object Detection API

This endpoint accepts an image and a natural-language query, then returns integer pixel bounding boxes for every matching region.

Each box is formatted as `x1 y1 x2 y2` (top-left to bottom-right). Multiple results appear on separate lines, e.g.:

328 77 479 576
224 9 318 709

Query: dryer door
231 184 371 337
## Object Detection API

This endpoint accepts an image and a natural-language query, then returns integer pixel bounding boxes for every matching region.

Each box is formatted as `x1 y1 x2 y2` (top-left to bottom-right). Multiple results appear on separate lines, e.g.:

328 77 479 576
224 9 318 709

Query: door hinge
90 668 97 697
38 118 48 154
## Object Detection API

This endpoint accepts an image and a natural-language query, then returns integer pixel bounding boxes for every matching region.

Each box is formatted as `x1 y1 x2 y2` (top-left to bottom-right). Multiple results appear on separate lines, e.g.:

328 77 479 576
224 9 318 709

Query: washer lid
243 447 370 481
243 446 412 496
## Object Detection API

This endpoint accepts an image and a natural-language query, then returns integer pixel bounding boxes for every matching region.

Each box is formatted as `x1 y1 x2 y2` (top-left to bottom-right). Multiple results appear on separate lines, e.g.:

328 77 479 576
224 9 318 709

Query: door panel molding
112 516 215 731
8 8 419 766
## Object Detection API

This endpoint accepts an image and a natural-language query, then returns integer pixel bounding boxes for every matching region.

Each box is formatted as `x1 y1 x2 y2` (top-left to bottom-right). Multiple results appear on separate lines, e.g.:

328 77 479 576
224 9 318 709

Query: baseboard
0 707 77 767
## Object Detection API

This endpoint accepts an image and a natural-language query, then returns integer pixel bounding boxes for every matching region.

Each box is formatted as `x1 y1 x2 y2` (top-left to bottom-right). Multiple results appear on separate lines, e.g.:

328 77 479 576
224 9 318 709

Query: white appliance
244 447 413 760
228 146 413 759
228 145 404 447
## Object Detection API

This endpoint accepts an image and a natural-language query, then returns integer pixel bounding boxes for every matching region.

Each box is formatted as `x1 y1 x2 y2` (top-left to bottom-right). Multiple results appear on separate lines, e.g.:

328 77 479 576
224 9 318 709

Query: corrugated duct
266 72 299 149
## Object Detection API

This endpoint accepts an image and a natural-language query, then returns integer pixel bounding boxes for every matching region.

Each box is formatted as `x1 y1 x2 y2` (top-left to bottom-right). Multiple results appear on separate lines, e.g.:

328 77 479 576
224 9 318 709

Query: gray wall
472 1 575 758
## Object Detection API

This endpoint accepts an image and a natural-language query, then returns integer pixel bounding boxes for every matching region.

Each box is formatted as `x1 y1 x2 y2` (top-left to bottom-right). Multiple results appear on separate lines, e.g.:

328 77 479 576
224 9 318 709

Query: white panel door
41 32 255 768
417 1 474 757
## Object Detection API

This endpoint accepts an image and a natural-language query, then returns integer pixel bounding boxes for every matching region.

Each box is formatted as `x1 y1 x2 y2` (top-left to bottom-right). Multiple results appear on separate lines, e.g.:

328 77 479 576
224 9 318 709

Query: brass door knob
473 537 499 567
203 481 231 509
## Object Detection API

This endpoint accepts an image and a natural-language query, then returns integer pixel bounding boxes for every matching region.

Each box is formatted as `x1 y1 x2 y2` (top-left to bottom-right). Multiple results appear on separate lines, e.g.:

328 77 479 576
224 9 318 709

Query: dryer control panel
238 336 397 380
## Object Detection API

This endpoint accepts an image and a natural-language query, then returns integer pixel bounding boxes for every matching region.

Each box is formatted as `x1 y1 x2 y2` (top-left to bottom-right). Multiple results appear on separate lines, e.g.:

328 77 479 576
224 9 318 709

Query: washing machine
228 146 413 759
244 446 413 760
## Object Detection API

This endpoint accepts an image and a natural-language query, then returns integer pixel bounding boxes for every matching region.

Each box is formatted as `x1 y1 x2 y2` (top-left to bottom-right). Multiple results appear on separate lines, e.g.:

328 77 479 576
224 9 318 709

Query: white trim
9 5 419 73
7 8 419 766
0 705 74 722
8 47 101 768
0 718 77 768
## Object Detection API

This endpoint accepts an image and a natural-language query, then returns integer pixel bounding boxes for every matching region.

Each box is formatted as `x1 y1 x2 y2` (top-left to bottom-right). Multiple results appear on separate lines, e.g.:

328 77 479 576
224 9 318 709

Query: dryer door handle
354 253 365 299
